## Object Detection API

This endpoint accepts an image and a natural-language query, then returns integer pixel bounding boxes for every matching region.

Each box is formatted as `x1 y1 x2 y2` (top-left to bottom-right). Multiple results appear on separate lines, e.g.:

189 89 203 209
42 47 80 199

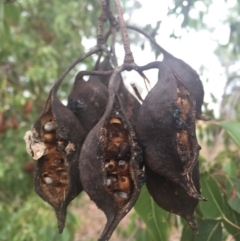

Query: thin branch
52 46 101 92
75 70 113 78
97 3 108 46
101 45 118 67
131 83 143 102
127 24 172 57
104 0 119 28
136 61 162 72
113 0 134 64
100 0 119 67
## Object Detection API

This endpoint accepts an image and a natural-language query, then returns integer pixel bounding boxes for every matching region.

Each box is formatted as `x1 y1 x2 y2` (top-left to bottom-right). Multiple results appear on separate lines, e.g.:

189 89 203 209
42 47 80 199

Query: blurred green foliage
1 0 240 240
1 0 102 239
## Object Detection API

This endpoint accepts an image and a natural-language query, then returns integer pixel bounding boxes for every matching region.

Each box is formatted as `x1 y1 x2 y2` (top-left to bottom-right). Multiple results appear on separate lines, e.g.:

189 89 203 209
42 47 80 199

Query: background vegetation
1 0 240 240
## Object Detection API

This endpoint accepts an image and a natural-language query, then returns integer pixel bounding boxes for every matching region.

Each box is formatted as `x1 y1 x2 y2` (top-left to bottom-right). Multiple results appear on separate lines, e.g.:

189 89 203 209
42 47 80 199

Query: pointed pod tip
185 215 198 234
190 191 205 201
58 224 64 234
55 206 67 234
194 193 207 201
57 215 66 234
193 227 199 235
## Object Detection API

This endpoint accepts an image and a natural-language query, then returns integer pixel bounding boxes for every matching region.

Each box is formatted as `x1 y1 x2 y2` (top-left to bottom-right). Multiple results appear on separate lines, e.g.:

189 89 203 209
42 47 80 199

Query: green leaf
0 1 4 37
134 228 154 241
134 185 169 241
4 3 20 25
223 161 237 177
219 122 240 148
195 219 222 241
225 177 240 214
223 196 240 241
199 174 224 219
181 222 194 241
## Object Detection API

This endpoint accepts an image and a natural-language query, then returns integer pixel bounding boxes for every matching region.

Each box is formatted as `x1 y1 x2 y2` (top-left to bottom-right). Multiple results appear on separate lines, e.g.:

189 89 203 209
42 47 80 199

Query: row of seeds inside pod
105 117 132 206
176 86 192 164
41 118 68 195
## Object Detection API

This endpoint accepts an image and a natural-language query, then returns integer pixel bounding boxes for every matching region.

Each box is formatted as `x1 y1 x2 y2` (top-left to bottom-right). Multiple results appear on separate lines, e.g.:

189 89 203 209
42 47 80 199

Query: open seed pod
98 57 141 126
67 73 108 132
79 83 144 241
136 63 204 200
146 163 200 233
162 52 208 120
24 85 86 233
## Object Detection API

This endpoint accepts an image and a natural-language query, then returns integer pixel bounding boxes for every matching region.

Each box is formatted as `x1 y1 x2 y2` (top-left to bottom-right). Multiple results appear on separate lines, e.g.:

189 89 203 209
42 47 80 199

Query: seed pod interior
162 52 208 120
79 96 144 241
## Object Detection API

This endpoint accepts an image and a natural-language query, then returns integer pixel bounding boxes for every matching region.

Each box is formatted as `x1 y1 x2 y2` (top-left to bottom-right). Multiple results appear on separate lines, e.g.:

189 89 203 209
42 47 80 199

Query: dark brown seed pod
162 52 209 120
79 92 144 241
67 74 108 132
98 57 141 126
24 86 86 233
145 163 200 233
136 63 204 200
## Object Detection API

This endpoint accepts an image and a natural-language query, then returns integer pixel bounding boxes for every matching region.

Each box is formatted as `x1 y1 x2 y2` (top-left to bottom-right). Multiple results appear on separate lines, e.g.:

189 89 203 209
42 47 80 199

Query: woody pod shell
24 81 86 232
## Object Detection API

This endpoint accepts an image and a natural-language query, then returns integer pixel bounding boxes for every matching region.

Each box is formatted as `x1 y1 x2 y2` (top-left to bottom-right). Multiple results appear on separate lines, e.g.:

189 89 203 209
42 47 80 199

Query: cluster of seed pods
24 37 208 239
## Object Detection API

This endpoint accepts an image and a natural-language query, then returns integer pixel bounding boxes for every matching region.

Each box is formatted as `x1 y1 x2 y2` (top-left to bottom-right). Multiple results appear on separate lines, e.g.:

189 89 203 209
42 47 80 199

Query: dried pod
162 52 208 120
79 93 144 241
67 74 108 132
98 57 141 126
136 63 203 200
24 86 86 232
146 163 200 233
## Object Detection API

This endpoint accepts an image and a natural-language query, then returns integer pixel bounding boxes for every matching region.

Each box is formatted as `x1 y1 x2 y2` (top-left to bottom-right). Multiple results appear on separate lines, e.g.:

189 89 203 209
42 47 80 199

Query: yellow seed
112 136 125 147
109 118 122 124
43 133 56 143
118 176 131 192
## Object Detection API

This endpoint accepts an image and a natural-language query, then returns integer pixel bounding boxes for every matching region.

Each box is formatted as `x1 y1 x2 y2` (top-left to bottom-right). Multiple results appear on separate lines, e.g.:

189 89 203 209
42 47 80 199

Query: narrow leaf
199 174 224 219
195 219 222 241
225 177 240 215
181 222 194 241
219 122 240 148
134 185 169 241
0 1 4 37
223 196 240 241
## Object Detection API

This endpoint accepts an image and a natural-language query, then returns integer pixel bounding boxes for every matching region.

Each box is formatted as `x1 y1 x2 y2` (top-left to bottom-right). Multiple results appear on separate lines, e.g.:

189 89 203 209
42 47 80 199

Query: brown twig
75 70 113 78
127 24 172 57
113 0 134 64
104 0 119 28
97 2 108 46
52 46 101 92
131 83 143 102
